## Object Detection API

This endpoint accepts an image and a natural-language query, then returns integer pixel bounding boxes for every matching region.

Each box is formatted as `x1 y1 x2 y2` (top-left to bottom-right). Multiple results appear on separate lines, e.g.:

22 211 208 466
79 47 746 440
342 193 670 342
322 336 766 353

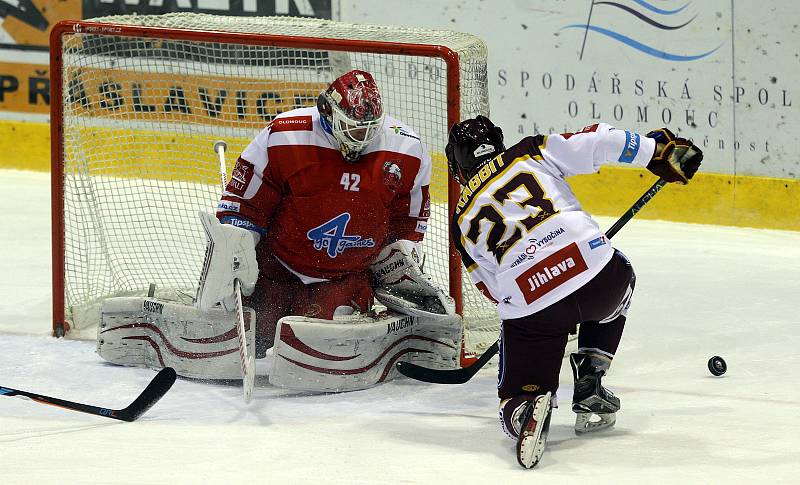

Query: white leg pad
269 311 463 392
97 297 255 380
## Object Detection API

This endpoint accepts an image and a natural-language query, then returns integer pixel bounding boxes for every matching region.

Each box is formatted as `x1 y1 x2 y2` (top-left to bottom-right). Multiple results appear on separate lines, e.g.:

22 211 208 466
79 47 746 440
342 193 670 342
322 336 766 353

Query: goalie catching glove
645 128 703 184
196 212 259 312
370 240 455 320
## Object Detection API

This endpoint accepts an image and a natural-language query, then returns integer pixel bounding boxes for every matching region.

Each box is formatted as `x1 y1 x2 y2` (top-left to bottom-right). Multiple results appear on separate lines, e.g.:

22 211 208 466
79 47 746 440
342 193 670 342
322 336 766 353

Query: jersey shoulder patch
266 108 336 151
365 116 424 160
386 123 420 141
269 115 313 133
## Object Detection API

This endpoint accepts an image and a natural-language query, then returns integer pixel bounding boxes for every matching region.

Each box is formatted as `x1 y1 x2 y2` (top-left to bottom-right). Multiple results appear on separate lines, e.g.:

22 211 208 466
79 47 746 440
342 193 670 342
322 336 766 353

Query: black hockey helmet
445 115 505 185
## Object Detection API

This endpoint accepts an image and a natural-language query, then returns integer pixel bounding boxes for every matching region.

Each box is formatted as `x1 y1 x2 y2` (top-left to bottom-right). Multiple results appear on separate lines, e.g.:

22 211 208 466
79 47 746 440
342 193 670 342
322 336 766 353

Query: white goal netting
54 13 497 356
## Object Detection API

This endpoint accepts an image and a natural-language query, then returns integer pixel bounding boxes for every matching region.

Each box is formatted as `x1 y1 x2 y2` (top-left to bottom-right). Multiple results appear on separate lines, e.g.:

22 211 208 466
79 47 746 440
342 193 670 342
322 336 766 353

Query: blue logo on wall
307 213 375 258
562 0 723 61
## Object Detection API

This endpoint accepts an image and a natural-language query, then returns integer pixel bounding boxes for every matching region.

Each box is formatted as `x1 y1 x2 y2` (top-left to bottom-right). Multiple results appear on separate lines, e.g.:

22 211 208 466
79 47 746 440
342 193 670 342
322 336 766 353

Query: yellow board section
0 120 50 170
66 126 251 185
2 118 799 231
568 166 800 231
429 151 449 204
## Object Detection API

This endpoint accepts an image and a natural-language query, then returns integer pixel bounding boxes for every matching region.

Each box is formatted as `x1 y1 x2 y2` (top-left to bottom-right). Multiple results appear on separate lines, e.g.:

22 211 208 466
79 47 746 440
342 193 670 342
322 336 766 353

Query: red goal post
49 14 496 363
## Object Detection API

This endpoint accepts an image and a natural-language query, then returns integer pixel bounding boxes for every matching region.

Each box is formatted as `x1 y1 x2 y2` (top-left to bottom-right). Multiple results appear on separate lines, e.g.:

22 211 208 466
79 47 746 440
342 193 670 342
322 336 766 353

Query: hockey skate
570 352 620 435
515 391 553 469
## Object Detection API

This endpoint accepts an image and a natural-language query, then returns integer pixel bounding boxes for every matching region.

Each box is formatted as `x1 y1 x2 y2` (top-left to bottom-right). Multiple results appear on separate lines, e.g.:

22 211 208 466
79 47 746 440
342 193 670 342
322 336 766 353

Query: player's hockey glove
646 128 703 184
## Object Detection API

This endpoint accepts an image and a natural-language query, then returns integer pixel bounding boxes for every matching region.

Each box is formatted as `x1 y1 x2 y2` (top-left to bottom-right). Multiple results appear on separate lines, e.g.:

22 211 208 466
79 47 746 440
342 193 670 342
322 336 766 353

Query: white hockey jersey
452 123 655 320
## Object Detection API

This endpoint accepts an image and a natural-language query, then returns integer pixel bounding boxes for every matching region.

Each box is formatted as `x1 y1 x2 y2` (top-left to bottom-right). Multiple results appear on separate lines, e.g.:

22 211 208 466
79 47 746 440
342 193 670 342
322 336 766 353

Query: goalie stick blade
116 367 177 422
0 367 176 422
243 356 255 404
396 341 499 384
233 280 255 405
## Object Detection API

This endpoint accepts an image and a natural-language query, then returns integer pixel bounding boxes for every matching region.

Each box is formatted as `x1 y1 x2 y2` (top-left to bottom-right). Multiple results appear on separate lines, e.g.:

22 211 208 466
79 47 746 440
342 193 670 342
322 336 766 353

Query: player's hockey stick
214 140 256 404
397 178 667 384
0 367 176 421
400 339 501 385
605 178 667 238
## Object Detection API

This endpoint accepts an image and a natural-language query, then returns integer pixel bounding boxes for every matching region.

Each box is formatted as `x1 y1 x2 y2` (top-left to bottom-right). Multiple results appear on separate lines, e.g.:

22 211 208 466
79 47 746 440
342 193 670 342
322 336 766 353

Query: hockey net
51 13 495 362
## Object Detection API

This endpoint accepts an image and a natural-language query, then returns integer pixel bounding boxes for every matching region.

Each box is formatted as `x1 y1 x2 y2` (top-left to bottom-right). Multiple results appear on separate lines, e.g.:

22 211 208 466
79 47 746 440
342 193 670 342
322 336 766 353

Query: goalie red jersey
216 106 431 280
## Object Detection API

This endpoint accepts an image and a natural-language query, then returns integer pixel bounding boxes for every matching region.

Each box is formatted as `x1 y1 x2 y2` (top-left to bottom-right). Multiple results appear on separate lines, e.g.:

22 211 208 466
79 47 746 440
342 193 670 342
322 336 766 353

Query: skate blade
575 411 616 435
516 391 552 469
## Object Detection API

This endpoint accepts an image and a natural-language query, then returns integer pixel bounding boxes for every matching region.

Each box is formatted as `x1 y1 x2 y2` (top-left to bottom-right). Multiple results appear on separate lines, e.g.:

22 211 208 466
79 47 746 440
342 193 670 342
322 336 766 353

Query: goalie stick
397 178 667 384
0 367 176 422
214 140 256 404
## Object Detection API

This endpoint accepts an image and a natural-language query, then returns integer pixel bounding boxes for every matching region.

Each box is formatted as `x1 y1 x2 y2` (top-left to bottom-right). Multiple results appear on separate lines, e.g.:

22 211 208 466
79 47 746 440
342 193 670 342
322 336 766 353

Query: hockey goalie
97 70 462 392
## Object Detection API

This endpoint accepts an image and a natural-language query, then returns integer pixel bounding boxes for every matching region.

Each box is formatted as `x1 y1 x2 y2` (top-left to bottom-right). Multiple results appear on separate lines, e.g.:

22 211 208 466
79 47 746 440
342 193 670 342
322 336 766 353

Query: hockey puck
708 356 727 376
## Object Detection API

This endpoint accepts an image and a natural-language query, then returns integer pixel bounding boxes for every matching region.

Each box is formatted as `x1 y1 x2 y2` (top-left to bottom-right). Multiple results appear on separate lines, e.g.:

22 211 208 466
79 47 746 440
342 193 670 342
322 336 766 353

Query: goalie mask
445 115 505 185
317 70 385 163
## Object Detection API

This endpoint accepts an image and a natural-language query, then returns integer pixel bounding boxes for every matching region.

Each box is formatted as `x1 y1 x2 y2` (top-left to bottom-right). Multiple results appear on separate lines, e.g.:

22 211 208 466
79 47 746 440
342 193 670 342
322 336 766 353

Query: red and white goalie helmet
317 69 385 162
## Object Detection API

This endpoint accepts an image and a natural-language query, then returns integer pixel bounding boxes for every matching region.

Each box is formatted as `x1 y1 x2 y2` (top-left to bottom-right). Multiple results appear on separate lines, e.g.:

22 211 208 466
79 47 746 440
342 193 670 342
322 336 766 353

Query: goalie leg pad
269 310 462 392
98 297 255 380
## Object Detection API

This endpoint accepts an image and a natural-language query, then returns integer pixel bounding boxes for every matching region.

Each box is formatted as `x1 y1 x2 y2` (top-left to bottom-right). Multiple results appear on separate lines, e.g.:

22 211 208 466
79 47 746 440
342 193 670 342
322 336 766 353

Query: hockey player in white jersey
445 116 702 468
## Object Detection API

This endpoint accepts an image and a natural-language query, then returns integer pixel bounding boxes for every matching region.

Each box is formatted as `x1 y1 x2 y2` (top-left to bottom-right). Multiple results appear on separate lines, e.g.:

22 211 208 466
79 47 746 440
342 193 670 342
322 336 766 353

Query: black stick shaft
605 178 666 239
0 367 176 422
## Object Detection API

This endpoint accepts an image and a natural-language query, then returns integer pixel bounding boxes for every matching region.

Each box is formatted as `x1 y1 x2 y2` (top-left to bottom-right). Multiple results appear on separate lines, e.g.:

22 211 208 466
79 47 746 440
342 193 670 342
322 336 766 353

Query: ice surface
2 170 799 483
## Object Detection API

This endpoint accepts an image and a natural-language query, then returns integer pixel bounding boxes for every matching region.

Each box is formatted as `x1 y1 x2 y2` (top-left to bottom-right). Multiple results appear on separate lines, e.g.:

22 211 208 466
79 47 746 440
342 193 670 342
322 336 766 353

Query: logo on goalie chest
306 212 375 258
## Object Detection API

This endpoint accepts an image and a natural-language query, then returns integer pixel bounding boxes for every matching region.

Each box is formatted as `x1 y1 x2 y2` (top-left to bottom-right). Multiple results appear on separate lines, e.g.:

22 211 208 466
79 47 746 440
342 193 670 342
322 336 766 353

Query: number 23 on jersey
463 170 558 263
